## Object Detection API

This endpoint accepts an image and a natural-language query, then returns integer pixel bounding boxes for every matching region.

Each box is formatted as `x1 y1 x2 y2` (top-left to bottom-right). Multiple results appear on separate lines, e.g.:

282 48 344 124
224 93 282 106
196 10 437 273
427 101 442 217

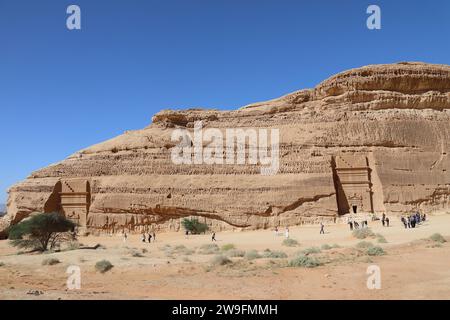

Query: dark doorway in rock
352 205 357 213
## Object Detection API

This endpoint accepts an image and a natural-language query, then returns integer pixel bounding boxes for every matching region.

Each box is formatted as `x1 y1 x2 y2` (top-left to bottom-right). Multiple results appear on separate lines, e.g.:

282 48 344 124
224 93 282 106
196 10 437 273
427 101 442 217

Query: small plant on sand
42 258 60 266
352 228 375 239
289 255 322 268
302 247 321 255
221 244 235 251
245 250 261 260
331 244 341 248
226 249 245 257
198 243 219 255
366 246 385 256
65 241 82 251
8 212 76 252
131 251 144 257
356 241 374 249
262 249 287 259
375 234 388 243
429 233 446 243
210 255 232 266
321 244 332 250
0 262 5 267
282 238 298 247
95 260 113 273
181 218 208 234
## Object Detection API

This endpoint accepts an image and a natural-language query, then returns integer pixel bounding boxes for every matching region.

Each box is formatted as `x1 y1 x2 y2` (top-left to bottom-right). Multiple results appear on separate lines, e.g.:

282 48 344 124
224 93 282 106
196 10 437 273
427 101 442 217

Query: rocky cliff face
1 62 449 235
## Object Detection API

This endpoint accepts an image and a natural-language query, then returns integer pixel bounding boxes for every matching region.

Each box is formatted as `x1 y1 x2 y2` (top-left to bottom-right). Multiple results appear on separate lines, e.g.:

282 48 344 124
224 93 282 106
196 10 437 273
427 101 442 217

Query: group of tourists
401 212 426 229
274 226 290 238
348 219 368 231
141 232 157 243
381 213 390 227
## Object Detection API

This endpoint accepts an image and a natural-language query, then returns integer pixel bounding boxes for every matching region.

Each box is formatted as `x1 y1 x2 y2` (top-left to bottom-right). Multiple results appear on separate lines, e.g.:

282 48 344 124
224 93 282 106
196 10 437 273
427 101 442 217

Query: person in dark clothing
381 214 385 227
407 216 411 228
348 221 353 231
148 233 152 243
320 223 325 234
354 221 359 229
141 233 146 243
385 217 390 227
152 232 156 242
212 232 216 241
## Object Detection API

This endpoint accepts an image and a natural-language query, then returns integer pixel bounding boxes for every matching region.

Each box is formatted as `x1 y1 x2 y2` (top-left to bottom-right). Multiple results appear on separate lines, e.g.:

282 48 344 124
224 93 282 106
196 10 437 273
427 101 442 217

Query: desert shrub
282 238 298 247
181 218 208 234
141 248 148 254
95 260 113 273
226 249 245 257
288 255 322 268
429 233 446 243
376 234 388 243
8 212 76 252
221 244 235 251
331 244 341 248
244 250 261 260
0 262 5 267
210 255 232 266
65 241 81 251
356 241 374 249
366 246 385 256
198 243 219 254
321 244 332 250
352 228 375 239
302 247 321 255
131 251 144 257
42 258 60 266
262 249 287 259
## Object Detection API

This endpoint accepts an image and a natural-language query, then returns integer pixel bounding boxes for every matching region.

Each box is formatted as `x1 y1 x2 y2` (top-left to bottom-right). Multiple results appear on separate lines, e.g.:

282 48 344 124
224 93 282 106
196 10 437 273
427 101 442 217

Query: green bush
352 228 375 239
95 260 114 273
226 249 245 257
331 244 341 248
181 218 208 234
376 234 388 243
282 238 298 247
42 258 60 266
321 244 332 250
429 233 446 243
289 255 322 268
210 255 232 266
262 249 287 259
0 262 4 267
244 250 261 260
356 241 374 249
221 244 235 251
302 247 321 255
8 212 76 252
198 243 219 254
366 246 385 256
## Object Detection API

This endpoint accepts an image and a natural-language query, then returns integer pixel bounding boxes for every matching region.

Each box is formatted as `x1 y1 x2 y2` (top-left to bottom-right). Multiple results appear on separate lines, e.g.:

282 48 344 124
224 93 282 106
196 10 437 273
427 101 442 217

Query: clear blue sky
0 0 449 203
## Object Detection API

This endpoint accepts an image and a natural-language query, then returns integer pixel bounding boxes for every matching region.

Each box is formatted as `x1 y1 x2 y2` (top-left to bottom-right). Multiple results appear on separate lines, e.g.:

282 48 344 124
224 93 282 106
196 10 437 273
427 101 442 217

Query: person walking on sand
348 220 353 231
381 213 386 227
285 227 289 239
320 222 325 234
386 217 390 227
185 230 189 239
123 232 127 243
152 232 156 242
141 233 146 243
148 233 152 243
212 232 216 242
401 216 407 228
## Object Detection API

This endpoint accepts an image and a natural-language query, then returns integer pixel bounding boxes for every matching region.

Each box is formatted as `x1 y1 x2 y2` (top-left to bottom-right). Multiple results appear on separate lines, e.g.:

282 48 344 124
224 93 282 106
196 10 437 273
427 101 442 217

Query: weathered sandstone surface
1 62 449 236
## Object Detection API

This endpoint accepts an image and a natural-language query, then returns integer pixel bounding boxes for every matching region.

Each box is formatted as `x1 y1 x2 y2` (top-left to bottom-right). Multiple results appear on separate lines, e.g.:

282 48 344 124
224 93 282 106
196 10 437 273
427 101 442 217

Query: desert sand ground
0 213 449 300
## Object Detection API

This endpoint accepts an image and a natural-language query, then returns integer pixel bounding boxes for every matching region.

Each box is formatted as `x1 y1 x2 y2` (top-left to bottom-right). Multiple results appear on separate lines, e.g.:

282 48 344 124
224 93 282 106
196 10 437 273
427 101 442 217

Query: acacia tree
8 212 76 251
181 218 208 234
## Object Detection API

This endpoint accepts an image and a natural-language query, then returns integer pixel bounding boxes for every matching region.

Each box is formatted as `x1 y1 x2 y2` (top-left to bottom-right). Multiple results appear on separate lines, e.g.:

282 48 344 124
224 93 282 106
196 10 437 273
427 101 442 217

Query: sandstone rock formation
1 62 449 236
